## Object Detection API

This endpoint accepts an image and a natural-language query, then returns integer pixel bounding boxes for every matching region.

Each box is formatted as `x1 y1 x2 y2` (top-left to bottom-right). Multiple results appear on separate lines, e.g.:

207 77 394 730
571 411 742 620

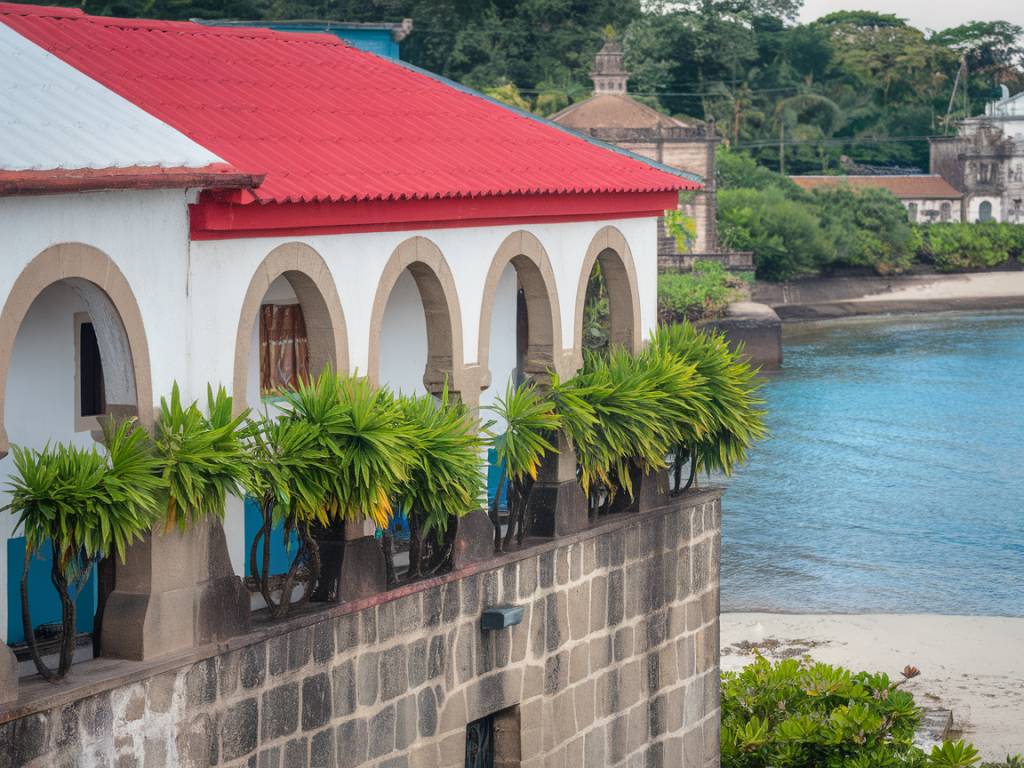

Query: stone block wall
0 489 722 768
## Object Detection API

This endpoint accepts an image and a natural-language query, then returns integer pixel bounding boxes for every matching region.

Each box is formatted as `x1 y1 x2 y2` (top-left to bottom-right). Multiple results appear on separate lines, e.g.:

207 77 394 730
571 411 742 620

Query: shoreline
721 612 1024 760
755 272 1024 322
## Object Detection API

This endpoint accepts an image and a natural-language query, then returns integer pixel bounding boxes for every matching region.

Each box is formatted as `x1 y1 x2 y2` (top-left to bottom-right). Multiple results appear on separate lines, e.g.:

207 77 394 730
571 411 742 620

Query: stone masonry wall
0 489 722 768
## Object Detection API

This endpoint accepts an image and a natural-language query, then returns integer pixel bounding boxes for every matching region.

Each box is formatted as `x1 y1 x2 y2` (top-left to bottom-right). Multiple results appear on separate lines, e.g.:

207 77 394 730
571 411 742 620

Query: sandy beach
720 613 1024 760
848 272 1024 303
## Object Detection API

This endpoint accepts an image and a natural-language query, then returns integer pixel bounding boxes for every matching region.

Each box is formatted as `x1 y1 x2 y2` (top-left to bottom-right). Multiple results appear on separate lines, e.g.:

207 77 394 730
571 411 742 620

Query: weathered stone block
357 651 379 708
368 705 396 759
310 726 334 768
262 682 300 741
380 645 409 702
417 687 438 738
394 694 417 751
335 719 368 768
221 699 258 762
285 737 308 767
332 659 357 717
452 509 495 570
241 643 267 690
302 673 332 731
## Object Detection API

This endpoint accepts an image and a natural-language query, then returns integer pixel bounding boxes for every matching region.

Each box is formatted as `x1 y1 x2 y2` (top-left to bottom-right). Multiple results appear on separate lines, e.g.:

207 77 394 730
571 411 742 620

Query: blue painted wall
253 24 401 59
6 537 95 645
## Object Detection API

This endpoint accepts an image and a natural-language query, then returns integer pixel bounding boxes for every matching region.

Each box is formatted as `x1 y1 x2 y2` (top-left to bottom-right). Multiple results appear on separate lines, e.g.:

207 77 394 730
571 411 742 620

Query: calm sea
720 311 1024 616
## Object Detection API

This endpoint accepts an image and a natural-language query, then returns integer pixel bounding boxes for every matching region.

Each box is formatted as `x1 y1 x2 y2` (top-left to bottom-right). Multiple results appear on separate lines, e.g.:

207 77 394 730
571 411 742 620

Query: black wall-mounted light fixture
480 605 524 631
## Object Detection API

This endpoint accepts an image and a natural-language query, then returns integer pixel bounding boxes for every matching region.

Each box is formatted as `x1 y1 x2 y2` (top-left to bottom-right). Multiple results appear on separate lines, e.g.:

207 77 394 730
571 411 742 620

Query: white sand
720 613 1024 760
850 272 1024 302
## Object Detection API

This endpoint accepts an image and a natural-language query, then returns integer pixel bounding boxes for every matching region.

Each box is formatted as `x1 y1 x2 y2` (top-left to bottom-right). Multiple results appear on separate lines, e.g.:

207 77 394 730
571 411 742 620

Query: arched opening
233 243 348 413
575 227 642 365
234 243 348 586
368 237 464 399
478 231 563 514
979 200 994 222
0 244 151 657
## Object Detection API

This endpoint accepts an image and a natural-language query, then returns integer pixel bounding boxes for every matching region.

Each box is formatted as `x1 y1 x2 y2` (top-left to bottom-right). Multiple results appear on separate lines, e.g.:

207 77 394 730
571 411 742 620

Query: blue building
195 18 412 59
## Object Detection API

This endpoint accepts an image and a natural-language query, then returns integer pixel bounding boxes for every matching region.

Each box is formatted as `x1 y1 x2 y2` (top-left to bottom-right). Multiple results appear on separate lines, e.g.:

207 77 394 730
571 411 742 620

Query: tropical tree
4 419 163 680
648 323 765 488
152 383 249 531
486 379 560 550
392 389 486 577
245 416 331 618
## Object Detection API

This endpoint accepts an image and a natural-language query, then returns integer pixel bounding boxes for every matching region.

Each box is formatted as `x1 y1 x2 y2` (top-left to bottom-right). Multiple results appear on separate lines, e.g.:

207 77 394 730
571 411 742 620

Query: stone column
192 520 250 645
527 431 587 537
102 519 250 660
338 517 386 602
101 527 195 660
0 643 17 706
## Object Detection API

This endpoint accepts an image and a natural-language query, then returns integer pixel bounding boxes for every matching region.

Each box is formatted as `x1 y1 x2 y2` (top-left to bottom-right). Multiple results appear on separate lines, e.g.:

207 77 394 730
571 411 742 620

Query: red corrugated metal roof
0 3 699 207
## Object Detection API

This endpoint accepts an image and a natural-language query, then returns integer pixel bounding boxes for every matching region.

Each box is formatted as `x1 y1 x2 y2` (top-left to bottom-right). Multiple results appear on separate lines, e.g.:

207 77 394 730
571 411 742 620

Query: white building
0 5 696 670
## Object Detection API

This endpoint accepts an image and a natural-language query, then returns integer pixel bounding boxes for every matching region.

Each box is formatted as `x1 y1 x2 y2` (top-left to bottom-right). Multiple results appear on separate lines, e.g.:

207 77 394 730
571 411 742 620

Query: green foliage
154 383 250 530
717 149 803 194
4 418 163 567
814 186 918 274
552 347 711 499
649 322 765 476
722 656 985 768
280 370 416 529
3 418 164 679
917 222 1024 271
396 389 485 538
488 379 560 486
718 187 833 281
483 83 532 111
657 260 742 322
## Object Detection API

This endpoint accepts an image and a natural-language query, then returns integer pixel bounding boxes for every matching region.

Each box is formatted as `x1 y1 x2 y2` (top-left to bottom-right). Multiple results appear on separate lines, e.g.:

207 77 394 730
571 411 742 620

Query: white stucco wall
0 199 660 618
903 198 962 224
0 189 193 641
966 196 1002 223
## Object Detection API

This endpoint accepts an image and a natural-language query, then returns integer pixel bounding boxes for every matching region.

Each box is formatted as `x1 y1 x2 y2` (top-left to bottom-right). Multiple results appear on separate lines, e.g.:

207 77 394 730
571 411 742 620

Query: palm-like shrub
551 347 711 512
3 419 163 681
648 322 766 489
486 379 560 550
153 383 250 530
392 389 486 577
281 371 415 529
246 416 332 617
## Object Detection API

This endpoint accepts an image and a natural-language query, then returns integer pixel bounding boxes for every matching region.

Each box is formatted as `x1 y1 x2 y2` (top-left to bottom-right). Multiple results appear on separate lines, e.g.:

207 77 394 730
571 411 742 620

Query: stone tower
590 39 628 95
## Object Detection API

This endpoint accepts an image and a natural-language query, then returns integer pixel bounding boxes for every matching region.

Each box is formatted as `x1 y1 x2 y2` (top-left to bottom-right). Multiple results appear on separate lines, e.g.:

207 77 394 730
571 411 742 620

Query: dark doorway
466 714 494 768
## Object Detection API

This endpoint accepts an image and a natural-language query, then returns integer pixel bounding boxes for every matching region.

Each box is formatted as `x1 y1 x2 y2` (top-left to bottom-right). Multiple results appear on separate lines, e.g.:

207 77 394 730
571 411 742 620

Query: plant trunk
407 513 422 579
20 542 77 682
488 467 507 552
381 531 397 587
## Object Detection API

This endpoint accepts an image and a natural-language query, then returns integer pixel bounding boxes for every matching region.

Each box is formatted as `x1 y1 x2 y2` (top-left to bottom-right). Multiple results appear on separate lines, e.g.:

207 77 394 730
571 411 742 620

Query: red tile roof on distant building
790 175 962 200
0 3 698 237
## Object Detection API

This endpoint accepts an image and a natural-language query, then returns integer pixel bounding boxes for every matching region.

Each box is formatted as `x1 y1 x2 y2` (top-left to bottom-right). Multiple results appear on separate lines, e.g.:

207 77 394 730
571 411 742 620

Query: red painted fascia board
0 166 261 197
190 190 680 240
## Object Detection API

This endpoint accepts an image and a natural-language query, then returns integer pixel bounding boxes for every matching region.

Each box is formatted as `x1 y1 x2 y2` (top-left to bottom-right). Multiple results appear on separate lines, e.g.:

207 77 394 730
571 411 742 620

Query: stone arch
0 243 153 457
233 242 349 413
478 230 565 386
368 236 465 397
573 226 643 368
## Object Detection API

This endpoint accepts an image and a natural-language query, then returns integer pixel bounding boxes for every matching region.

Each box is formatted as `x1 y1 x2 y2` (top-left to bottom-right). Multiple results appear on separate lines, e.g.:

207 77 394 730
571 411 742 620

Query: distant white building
930 86 1024 224
790 175 964 223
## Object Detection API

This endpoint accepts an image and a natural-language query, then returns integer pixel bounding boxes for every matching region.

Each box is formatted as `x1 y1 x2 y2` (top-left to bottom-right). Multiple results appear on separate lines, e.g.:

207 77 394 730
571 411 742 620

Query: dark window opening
515 285 528 385
466 714 495 768
80 321 105 417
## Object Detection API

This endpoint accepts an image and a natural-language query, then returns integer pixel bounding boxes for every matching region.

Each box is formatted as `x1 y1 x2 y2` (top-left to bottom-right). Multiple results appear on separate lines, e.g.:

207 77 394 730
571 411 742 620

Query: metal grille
465 714 495 768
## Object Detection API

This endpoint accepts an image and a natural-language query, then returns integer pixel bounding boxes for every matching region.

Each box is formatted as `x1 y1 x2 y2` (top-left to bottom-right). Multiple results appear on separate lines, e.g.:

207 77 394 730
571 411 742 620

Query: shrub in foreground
658 260 748 322
722 655 1013 768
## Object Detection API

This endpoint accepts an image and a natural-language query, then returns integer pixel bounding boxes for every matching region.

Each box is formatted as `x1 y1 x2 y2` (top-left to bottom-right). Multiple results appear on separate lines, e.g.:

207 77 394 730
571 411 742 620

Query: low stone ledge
702 302 782 371
914 708 954 751
0 487 724 727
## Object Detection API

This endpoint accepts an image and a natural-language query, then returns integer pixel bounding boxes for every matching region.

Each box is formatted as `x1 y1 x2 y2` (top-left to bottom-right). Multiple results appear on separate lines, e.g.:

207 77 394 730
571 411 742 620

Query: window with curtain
259 303 309 394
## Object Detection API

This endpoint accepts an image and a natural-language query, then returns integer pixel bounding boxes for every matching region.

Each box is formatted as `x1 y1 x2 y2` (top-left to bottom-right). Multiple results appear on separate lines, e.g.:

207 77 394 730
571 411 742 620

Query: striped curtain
259 303 309 394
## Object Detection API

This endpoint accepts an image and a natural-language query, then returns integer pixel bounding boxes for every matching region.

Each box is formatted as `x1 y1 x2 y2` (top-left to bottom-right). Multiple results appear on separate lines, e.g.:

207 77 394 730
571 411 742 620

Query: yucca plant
486 379 560 550
3 419 163 681
153 383 250 530
648 322 766 490
245 416 331 618
390 389 486 578
551 348 711 513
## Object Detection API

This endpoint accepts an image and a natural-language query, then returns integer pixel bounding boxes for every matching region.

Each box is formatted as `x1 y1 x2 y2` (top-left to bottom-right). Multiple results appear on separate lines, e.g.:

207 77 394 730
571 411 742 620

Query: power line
735 135 937 149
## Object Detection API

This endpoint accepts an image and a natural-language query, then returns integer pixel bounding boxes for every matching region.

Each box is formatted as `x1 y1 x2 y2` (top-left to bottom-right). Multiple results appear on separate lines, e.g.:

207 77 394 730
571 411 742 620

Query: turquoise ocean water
720 311 1024 616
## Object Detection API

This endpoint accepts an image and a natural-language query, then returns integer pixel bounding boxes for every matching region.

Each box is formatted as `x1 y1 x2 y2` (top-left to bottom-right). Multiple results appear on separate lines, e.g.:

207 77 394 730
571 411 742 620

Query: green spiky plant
391 388 486 579
551 347 711 514
153 383 250 531
648 322 766 491
486 379 560 550
245 416 332 618
3 418 163 681
279 370 417 602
